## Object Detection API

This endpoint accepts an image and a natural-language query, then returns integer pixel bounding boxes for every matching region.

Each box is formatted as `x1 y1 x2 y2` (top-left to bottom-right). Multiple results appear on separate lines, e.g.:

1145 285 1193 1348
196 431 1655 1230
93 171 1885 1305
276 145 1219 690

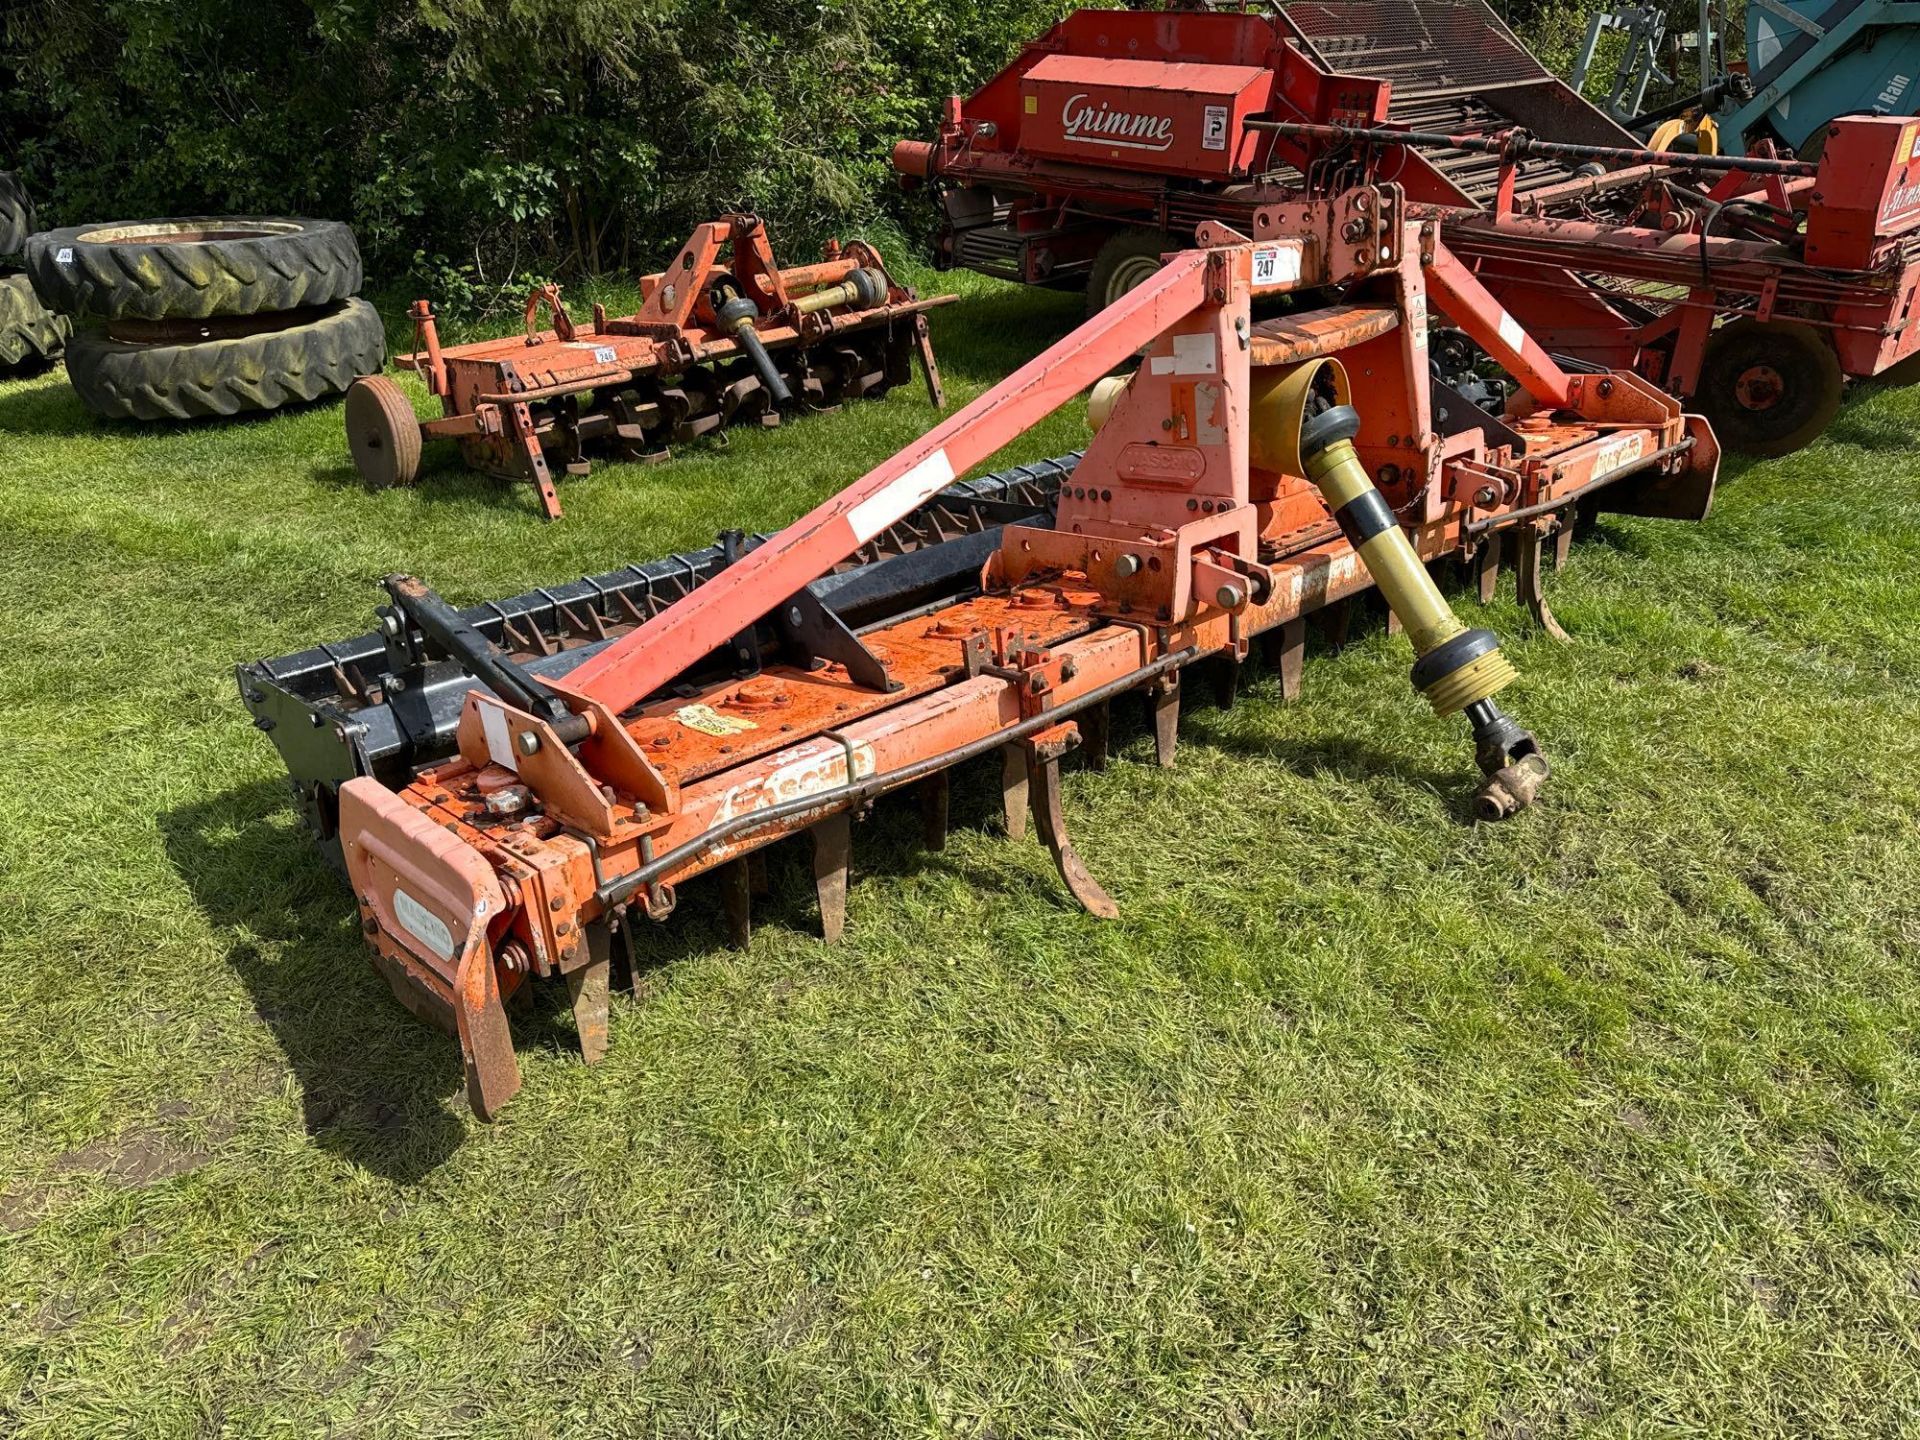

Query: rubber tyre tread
0 273 69 368
25 216 363 321
0 172 34 258
1087 228 1175 317
65 297 386 421
1694 318 1843 458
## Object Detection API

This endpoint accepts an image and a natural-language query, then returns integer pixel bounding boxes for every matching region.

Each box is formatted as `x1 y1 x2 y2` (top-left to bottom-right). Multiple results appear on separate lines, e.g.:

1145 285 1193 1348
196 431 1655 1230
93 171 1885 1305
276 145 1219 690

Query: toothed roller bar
238 453 1079 856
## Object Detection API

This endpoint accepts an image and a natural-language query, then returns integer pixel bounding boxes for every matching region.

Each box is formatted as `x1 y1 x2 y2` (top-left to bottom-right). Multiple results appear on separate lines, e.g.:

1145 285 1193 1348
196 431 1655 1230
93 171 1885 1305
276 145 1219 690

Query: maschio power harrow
345 214 950 518
246 191 1718 1119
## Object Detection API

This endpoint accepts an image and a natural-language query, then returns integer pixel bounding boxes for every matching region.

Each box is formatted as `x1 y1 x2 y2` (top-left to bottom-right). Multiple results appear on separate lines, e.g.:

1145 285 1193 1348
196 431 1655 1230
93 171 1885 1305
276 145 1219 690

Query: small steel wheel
346 374 423 488
1694 319 1843 457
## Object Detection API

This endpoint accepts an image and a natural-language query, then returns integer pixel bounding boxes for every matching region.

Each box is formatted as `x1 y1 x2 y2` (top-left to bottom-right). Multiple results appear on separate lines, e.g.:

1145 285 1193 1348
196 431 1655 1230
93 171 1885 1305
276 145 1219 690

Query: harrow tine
1318 596 1352 651
1515 522 1571 643
721 858 753 950
1214 655 1241 709
1474 534 1503 604
1000 744 1030 840
1081 700 1110 772
1025 735 1119 920
812 812 852 943
1264 616 1306 702
1149 672 1181 768
568 928 613 1066
920 771 951 852
1552 509 1576 570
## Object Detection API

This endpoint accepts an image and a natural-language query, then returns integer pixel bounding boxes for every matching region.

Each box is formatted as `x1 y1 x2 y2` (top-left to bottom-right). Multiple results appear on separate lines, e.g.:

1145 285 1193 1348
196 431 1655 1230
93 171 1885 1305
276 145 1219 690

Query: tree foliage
2 0 1081 288
2 0 1602 296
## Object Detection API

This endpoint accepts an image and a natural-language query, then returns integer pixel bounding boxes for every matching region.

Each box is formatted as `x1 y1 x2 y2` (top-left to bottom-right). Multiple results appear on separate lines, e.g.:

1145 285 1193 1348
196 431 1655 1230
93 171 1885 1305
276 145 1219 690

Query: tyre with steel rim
25 216 363 322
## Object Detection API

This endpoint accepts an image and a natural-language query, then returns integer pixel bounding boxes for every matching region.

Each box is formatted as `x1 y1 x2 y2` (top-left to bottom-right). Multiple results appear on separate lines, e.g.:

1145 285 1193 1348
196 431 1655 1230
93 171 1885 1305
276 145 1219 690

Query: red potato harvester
330 191 1718 1119
894 1 1920 456
344 214 952 519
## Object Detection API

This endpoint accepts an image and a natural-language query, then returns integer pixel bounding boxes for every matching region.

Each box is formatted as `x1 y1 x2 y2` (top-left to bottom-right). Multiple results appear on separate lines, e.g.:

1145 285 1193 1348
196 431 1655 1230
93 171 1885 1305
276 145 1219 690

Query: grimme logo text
1060 93 1176 151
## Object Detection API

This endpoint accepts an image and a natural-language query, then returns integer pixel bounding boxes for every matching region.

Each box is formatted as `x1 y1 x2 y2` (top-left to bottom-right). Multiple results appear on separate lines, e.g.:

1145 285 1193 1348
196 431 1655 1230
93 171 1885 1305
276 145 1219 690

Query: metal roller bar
1248 119 1819 177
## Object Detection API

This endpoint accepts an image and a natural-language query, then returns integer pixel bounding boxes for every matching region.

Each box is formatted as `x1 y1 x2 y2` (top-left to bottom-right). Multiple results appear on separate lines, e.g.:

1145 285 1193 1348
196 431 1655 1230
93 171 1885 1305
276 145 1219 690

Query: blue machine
1724 0 1920 154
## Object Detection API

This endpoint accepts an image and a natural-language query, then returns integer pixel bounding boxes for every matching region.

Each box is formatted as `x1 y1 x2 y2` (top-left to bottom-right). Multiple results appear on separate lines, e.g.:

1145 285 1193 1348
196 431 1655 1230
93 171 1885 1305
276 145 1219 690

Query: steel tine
1000 743 1030 840
721 858 753 950
813 811 852 942
1026 737 1118 920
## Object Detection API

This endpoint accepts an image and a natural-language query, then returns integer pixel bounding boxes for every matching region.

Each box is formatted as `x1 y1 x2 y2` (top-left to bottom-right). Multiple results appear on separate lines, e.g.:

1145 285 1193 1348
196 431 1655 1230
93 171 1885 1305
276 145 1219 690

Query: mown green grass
2 262 1919 1436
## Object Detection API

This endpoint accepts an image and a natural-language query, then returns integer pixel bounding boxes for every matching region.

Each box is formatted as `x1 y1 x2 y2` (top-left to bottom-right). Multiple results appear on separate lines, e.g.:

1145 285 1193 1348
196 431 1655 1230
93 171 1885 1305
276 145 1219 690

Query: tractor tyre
0 172 34 258
25 216 363 322
65 297 386 421
0 274 69 371
1693 319 1843 457
1087 229 1174 317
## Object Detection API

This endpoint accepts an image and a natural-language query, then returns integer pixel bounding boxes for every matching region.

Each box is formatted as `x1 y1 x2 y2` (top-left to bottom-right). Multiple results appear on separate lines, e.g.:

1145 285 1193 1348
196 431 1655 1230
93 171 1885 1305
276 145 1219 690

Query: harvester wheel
1088 229 1174 316
0 171 35 257
1694 319 1843 457
25 216 363 322
64 296 385 421
0 274 70 372
346 375 423 488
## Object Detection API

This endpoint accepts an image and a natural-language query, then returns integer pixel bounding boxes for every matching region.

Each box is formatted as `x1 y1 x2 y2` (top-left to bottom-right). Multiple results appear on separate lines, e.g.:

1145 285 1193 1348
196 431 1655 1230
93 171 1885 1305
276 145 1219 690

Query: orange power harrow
345 214 952 518
332 183 1718 1118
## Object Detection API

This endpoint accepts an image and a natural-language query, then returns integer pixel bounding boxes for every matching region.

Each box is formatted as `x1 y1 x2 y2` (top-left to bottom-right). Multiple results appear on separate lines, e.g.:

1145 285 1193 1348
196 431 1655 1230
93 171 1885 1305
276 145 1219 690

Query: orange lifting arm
550 249 1217 716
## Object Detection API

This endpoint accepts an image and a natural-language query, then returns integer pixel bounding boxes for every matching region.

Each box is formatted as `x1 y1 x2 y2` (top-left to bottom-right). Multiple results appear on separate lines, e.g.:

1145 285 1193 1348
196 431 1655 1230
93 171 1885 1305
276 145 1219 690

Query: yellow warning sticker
1902 125 1917 166
674 703 758 737
1024 95 1037 114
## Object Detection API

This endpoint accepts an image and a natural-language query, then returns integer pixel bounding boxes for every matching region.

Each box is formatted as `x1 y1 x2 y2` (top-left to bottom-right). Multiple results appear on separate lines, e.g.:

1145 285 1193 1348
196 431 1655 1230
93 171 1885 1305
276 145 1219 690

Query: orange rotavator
343 214 950 519
325 190 1718 1119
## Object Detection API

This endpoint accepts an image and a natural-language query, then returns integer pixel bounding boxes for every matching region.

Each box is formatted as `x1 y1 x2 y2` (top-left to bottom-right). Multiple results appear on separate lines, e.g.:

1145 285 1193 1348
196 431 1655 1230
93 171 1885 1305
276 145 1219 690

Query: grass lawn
3 260 1919 1437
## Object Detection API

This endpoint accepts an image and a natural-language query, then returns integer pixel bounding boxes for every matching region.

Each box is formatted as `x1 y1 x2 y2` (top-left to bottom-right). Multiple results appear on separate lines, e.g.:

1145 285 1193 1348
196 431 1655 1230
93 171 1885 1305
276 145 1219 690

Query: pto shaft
716 294 795 408
1298 404 1548 817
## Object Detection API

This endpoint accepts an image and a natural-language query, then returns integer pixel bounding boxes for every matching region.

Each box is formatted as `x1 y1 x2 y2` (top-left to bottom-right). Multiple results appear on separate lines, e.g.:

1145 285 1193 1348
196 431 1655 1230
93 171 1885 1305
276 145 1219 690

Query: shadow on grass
0 370 348 440
159 778 471 1183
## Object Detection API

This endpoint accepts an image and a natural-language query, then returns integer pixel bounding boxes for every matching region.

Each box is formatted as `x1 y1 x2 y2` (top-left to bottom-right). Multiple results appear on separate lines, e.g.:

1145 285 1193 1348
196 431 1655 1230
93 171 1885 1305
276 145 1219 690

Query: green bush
1 0 1081 295
0 1 1663 300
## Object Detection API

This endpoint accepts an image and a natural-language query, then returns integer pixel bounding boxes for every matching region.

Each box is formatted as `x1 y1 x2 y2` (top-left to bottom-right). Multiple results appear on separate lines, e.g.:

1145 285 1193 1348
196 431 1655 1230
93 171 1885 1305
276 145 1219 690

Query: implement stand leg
813 811 851 943
567 929 612 1067
915 313 946 409
1000 744 1030 840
